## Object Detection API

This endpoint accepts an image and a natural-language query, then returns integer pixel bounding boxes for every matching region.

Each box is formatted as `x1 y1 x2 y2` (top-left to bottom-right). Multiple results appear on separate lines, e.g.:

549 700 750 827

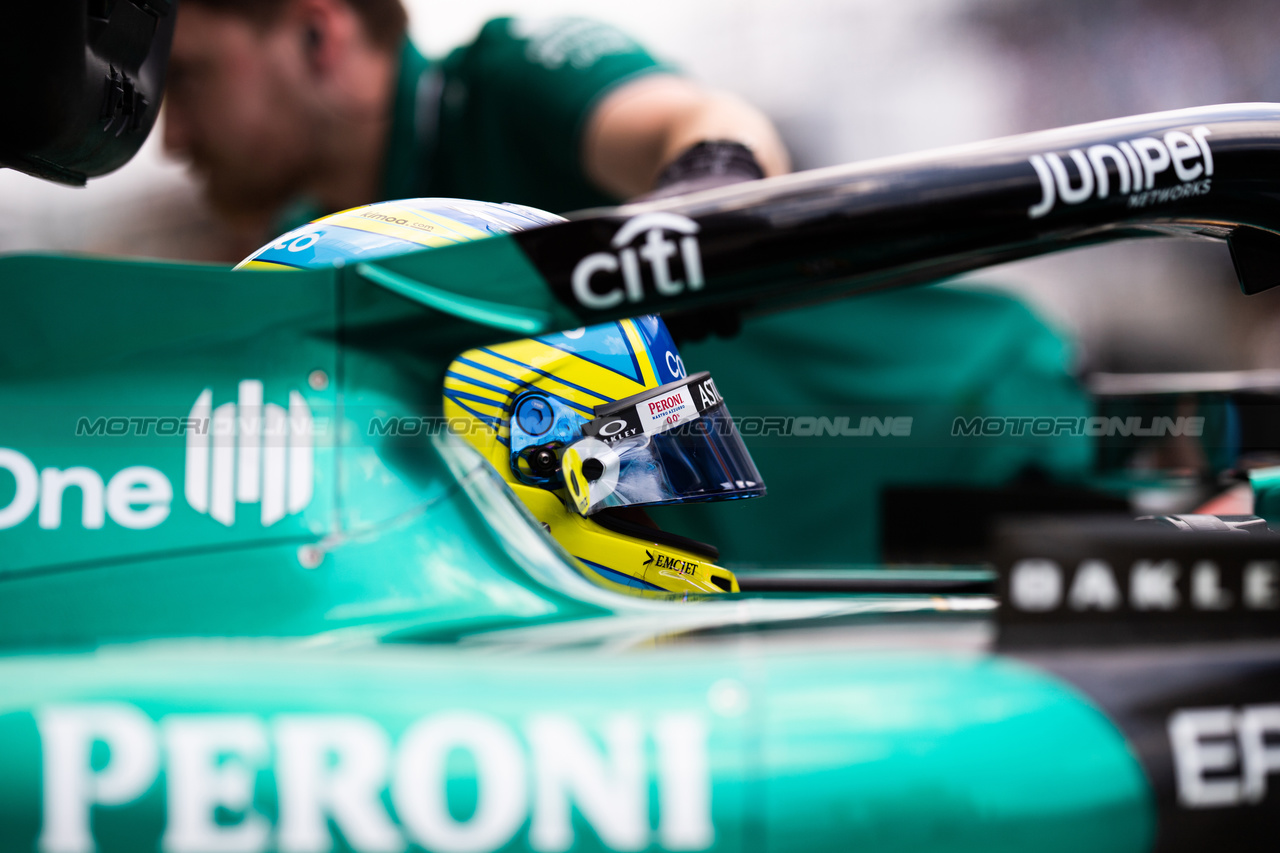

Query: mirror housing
0 1 175 185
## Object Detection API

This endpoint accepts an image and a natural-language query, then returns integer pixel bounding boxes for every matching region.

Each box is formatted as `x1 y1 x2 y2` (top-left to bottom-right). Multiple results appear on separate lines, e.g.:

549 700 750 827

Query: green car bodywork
0 251 1154 852
19 100 1280 853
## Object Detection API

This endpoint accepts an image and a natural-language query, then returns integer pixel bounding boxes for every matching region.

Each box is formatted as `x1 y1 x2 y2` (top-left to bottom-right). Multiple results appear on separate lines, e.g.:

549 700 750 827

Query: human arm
582 73 791 200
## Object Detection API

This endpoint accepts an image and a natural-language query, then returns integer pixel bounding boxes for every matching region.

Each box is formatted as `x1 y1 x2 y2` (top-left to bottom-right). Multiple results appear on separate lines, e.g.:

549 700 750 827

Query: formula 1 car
2 7 1280 853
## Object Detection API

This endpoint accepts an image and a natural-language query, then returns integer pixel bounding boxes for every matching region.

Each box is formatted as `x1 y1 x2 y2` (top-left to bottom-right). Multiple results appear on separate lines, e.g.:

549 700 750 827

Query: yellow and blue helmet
446 315 765 594
235 197 563 270
240 198 765 594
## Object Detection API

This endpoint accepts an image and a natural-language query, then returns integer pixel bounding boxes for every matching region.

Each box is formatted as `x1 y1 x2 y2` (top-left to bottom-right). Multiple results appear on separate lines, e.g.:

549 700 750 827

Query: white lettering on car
0 380 312 533
1008 558 1280 614
35 706 716 853
1028 126 1213 218
1170 704 1280 808
0 449 170 532
572 214 705 310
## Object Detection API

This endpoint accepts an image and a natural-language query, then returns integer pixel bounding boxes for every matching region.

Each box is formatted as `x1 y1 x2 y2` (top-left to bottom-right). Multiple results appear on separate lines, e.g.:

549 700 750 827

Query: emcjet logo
185 380 314 527
1028 125 1213 219
644 550 697 577
571 213 704 310
0 381 312 531
36 705 713 853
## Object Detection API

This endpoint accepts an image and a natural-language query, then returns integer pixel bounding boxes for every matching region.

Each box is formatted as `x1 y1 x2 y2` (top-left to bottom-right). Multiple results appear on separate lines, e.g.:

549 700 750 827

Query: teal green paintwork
0 253 606 646
1250 466 1280 525
756 654 1153 853
0 645 1153 853
354 261 553 335
360 233 582 333
0 248 1159 853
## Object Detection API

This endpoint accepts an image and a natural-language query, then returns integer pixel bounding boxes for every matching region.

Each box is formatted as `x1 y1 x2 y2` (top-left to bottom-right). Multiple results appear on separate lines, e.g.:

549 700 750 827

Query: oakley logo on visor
597 419 629 438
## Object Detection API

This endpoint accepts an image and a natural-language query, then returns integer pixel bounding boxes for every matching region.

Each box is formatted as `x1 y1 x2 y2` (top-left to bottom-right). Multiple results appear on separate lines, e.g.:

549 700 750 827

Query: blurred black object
994 514 1280 649
881 480 1131 564
0 1 175 185
1136 513 1271 533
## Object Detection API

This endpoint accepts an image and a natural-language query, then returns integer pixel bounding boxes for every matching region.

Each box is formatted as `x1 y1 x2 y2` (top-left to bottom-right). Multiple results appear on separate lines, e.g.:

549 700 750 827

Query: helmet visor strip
562 372 766 516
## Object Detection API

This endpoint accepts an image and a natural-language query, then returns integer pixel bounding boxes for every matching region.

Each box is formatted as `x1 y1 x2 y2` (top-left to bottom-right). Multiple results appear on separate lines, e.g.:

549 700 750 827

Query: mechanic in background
162 0 789 244
164 0 1092 564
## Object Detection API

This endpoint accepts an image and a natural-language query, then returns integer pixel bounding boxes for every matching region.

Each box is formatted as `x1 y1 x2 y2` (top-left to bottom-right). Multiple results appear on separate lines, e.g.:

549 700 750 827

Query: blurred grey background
4 0 1280 372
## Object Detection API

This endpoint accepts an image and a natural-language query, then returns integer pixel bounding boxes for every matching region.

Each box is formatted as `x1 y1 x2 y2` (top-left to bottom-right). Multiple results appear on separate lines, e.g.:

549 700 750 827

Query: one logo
1027 125 1214 219
0 449 170 531
0 380 314 532
571 213 705 309
185 380 314 527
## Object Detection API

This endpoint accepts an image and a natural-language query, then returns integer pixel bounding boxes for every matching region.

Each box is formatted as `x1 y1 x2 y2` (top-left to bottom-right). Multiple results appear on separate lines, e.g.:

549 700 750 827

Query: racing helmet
445 316 765 594
235 197 563 270
239 198 765 593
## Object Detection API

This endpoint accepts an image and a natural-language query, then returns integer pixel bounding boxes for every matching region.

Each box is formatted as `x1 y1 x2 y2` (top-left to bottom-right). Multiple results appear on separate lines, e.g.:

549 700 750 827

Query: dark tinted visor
562 373 765 515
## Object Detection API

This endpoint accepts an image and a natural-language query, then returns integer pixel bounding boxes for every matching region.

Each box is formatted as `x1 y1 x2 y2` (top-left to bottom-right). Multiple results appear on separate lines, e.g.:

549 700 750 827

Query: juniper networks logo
186 380 314 527
0 380 314 531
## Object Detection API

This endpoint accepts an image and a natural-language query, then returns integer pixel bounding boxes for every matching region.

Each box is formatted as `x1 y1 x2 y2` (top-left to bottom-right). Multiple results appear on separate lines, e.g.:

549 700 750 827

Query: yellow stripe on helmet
447 360 522 395
463 348 610 415
442 388 508 417
320 205 489 248
618 319 659 387
519 340 652 401
235 259 302 271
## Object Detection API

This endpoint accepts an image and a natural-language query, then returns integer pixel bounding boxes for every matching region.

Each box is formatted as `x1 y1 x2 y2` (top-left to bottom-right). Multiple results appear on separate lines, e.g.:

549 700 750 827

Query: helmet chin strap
592 507 721 562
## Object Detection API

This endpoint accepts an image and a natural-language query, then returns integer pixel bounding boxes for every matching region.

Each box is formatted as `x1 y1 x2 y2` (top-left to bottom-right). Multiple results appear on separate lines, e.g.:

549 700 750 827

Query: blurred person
162 0 789 245
165 0 1094 565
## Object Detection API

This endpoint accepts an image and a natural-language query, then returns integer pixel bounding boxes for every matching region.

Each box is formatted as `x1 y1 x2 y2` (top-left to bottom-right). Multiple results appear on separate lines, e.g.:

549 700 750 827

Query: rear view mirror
0 1 175 185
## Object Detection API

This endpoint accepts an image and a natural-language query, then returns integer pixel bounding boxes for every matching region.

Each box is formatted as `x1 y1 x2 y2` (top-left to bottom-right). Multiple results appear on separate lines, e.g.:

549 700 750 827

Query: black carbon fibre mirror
0 1 176 185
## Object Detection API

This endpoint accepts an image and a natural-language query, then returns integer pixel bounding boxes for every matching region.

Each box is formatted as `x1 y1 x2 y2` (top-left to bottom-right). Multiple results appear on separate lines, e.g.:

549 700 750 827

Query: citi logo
186 380 314 527
1027 125 1214 219
571 213 705 309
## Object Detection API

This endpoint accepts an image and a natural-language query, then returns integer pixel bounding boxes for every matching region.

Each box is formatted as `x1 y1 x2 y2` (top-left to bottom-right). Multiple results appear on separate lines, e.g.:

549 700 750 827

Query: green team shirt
381 17 673 214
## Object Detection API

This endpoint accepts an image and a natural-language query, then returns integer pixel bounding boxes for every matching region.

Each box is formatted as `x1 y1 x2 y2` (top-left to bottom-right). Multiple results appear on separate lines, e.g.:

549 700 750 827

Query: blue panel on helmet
579 559 666 591
515 396 554 436
508 393 588 487
536 316 684 389
247 223 425 270
636 315 686 385
538 324 643 385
